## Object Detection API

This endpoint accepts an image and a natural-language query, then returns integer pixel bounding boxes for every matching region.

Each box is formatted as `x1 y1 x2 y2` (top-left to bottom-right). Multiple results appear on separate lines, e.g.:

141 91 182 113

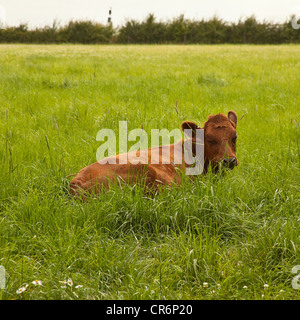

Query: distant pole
108 7 112 24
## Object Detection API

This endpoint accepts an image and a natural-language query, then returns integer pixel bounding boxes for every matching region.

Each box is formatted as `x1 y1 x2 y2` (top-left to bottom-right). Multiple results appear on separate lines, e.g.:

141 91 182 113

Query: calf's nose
222 157 237 169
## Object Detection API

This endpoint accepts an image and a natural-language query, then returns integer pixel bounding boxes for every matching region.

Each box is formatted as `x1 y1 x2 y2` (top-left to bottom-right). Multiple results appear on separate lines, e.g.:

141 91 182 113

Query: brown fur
70 111 238 197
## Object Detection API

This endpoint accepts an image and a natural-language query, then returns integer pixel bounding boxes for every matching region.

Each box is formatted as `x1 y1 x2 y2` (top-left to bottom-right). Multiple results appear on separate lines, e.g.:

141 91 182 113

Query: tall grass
0 45 300 300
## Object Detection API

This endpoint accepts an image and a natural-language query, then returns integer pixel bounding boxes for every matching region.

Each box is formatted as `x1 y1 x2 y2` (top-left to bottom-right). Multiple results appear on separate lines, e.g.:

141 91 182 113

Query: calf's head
181 110 238 173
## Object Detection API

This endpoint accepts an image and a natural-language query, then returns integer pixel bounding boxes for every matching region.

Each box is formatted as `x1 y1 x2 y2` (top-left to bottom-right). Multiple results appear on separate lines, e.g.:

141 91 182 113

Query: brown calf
70 110 238 196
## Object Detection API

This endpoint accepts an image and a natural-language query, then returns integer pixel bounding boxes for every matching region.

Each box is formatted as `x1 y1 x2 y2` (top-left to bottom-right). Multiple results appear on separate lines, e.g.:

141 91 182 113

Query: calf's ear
228 110 237 127
181 121 201 139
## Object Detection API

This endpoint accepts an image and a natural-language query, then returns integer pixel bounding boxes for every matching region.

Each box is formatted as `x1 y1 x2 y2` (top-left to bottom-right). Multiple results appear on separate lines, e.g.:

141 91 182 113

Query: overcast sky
0 0 299 27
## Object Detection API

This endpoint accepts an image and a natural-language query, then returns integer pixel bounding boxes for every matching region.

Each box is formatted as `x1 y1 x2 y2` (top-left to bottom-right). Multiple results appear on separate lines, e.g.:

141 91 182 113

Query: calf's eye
207 140 217 146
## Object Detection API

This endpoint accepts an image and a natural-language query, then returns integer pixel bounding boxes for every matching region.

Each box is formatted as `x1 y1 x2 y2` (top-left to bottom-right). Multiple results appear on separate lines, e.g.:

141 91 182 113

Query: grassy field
0 44 300 300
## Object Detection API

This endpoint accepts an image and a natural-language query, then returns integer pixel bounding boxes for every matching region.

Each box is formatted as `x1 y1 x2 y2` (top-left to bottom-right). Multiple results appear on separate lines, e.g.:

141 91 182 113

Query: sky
0 0 299 28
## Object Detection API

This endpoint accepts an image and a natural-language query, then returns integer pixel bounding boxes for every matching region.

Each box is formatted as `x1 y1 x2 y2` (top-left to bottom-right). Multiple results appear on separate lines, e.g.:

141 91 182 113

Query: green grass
0 44 300 300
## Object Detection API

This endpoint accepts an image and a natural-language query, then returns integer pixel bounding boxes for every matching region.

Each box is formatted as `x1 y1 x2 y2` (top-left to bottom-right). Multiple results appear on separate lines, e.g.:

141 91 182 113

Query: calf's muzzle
222 157 238 169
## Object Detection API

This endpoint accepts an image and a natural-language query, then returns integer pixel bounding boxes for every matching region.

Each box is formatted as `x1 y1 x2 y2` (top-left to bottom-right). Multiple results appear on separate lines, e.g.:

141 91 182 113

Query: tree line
0 14 299 44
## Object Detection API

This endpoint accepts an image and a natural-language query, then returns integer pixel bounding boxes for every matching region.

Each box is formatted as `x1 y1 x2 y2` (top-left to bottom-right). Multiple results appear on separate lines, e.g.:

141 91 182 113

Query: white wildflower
16 284 28 294
59 278 73 288
75 285 83 289
32 280 42 286
67 279 73 287
237 261 243 267
59 280 67 288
